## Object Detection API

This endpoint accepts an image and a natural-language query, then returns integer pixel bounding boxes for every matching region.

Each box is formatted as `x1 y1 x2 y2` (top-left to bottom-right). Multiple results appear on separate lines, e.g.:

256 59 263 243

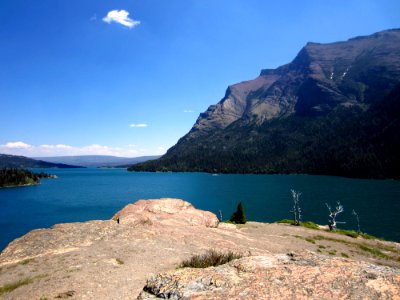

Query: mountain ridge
0 154 82 169
34 155 161 168
129 29 400 179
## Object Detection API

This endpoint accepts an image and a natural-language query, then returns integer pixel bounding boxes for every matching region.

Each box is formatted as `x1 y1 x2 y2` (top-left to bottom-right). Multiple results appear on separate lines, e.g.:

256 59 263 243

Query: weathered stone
112 198 219 228
138 252 400 299
1 199 399 300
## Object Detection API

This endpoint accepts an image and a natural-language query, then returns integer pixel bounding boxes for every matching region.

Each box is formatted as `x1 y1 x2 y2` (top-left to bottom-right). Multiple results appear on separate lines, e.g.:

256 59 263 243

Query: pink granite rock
138 251 400 299
112 198 219 228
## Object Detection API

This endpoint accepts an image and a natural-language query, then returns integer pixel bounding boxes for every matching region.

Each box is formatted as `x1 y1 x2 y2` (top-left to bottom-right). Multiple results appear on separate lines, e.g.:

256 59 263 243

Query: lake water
0 168 399 250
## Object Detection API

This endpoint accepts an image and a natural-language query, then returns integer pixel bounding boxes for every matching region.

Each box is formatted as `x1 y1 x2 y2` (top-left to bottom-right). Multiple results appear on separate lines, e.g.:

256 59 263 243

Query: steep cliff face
129 29 400 178
189 29 400 135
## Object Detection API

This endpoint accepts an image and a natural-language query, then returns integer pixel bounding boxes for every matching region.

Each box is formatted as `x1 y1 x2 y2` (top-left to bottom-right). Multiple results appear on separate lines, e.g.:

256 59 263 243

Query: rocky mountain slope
130 29 400 179
0 199 399 299
0 154 81 169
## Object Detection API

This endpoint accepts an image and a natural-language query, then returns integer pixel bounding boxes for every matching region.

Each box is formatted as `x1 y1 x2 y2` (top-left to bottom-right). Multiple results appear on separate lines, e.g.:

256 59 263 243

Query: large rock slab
1 199 399 299
112 198 219 228
138 251 400 299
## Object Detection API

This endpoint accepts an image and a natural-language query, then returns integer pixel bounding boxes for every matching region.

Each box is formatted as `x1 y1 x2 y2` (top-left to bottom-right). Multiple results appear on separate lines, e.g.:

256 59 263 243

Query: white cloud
3 141 31 149
0 141 149 157
103 10 140 28
129 123 148 128
0 138 173 157
183 110 194 113
40 144 73 149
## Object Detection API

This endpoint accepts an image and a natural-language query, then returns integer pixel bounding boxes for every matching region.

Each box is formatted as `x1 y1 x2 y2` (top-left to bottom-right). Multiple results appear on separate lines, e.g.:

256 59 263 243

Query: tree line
0 168 51 187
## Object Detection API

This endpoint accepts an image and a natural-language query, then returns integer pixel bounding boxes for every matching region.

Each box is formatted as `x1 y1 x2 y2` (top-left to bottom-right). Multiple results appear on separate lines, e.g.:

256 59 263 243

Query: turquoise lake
0 168 399 250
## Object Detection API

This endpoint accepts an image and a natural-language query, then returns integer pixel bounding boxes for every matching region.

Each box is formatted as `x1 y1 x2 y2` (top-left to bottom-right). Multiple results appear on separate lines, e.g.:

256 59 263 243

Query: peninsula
0 168 56 188
0 199 399 299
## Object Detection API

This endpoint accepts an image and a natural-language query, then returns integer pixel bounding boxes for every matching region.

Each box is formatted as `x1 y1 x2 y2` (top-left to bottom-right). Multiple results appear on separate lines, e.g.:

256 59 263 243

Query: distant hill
129 29 400 179
0 154 81 169
35 155 161 168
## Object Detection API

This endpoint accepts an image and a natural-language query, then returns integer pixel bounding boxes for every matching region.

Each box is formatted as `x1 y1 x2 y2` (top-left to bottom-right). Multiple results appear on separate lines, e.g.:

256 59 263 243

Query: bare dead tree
352 209 361 234
218 209 223 222
291 189 302 226
326 202 345 230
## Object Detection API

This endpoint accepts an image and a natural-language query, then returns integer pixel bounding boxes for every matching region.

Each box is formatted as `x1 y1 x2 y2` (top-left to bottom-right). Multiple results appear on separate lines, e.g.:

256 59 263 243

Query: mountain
35 155 161 168
129 29 400 179
0 154 81 169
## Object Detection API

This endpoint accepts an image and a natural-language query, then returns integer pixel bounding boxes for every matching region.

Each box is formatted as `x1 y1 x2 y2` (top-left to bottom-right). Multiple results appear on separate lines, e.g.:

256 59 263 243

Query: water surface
0 168 399 250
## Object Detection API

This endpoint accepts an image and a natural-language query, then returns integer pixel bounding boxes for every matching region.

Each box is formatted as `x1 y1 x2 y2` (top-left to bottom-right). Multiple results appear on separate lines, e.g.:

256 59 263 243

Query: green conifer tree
230 202 247 224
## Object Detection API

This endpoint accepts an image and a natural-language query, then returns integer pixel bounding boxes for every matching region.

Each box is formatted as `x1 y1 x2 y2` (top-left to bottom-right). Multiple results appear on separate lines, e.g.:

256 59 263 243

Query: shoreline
0 182 40 189
0 199 399 299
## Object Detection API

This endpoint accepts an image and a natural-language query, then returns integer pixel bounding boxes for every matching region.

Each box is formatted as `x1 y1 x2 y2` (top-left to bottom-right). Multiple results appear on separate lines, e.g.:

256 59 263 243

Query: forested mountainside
129 29 400 179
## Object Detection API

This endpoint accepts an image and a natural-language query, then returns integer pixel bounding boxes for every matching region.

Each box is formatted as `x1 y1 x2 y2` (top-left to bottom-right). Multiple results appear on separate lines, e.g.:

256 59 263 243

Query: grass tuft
304 237 316 244
0 277 34 296
276 219 294 224
178 249 243 269
19 258 33 265
326 229 384 240
332 229 359 238
301 221 319 230
358 244 389 259
276 220 319 230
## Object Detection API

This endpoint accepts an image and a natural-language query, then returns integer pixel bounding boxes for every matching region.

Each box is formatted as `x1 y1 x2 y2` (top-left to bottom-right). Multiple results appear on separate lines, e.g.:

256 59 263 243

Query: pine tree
229 202 247 224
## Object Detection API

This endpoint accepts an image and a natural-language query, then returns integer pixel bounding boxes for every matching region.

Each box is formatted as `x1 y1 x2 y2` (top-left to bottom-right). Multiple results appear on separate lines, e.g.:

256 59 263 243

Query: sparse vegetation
333 229 359 238
311 235 399 262
276 219 294 224
19 258 33 265
358 244 389 260
276 219 319 230
178 249 243 269
305 237 316 244
330 229 383 240
328 250 337 255
115 258 124 265
341 252 350 258
301 221 319 230
0 277 35 296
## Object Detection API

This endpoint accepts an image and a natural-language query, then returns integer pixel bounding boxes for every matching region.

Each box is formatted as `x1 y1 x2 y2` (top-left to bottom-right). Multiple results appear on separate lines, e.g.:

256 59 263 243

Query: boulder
137 251 400 299
112 198 219 228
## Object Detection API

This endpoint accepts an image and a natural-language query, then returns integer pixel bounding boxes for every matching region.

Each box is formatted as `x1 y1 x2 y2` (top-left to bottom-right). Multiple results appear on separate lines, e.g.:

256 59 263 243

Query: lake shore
0 182 39 189
1 199 399 299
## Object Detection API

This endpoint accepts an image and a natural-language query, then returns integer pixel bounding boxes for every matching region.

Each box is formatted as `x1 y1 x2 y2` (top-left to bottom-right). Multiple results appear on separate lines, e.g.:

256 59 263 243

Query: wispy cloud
183 110 194 113
3 141 31 149
129 123 148 128
103 10 140 28
90 14 97 21
40 144 72 150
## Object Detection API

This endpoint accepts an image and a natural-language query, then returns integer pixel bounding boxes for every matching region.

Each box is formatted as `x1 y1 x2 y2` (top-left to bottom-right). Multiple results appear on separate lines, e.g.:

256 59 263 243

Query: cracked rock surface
0 198 399 299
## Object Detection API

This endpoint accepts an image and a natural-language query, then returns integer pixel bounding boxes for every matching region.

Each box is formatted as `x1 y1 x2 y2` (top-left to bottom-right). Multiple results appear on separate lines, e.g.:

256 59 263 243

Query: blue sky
1 0 399 157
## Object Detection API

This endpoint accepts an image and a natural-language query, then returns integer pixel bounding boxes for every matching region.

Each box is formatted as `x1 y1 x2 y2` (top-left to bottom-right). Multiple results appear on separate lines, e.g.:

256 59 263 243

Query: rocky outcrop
188 28 400 134
138 251 400 299
1 199 399 299
112 198 219 228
